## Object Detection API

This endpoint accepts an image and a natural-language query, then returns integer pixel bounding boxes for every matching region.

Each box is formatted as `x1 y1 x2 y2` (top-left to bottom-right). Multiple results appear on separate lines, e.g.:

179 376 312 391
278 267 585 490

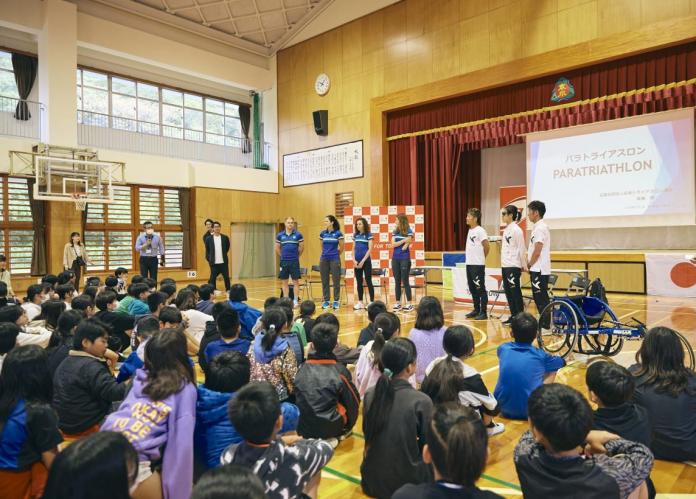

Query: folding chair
567 275 591 295
369 268 389 304
409 268 427 302
306 265 322 301
339 268 349 305
523 273 558 312
488 277 506 319
294 267 311 302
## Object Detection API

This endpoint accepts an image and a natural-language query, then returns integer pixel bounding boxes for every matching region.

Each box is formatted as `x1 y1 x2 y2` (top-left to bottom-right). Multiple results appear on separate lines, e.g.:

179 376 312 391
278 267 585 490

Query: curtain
11 53 38 121
387 41 696 137
239 104 252 154
178 188 192 268
27 179 47 275
239 223 275 278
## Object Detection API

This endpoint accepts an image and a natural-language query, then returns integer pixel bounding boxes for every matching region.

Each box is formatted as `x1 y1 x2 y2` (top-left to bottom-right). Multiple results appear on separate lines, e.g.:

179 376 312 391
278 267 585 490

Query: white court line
481 488 522 496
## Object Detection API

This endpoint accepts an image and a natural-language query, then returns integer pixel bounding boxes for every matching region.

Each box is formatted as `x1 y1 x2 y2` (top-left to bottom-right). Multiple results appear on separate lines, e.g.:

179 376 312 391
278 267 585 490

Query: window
85 185 187 271
77 68 244 145
85 185 134 271
0 176 34 274
0 51 19 113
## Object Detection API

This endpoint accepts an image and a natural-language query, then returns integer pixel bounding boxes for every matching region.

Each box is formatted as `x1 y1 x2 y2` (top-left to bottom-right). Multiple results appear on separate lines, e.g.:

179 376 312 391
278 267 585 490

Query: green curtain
238 223 275 279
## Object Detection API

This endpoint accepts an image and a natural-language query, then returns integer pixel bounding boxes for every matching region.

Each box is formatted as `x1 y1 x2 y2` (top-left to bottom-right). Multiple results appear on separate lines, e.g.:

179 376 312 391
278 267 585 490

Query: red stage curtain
390 136 480 251
387 41 696 136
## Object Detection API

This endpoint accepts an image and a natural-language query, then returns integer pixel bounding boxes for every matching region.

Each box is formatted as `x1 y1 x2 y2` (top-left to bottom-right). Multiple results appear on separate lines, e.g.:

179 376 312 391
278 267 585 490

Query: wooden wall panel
588 262 645 293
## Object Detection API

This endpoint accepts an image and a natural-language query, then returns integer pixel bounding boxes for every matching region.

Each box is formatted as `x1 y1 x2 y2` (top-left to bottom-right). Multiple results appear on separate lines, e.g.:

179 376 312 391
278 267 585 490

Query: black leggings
354 258 374 302
392 259 412 302
70 260 84 292
502 267 524 317
530 272 551 329
466 265 488 313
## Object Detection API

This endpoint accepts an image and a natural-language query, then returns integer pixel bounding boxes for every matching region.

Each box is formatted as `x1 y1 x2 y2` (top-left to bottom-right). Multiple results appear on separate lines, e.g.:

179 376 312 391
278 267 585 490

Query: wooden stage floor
232 278 696 498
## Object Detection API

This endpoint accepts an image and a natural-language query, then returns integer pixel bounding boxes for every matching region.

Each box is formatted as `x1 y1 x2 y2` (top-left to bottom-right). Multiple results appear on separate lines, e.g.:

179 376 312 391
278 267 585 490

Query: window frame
0 175 34 275
84 184 187 272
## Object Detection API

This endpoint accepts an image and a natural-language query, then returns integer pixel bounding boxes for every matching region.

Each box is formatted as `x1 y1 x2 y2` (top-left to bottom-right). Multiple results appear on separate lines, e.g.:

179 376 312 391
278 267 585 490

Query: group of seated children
0 269 694 499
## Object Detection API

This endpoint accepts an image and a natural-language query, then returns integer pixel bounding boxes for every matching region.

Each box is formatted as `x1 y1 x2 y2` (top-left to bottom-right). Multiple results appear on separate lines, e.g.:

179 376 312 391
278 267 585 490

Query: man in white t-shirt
526 200 551 329
465 208 490 320
204 221 231 292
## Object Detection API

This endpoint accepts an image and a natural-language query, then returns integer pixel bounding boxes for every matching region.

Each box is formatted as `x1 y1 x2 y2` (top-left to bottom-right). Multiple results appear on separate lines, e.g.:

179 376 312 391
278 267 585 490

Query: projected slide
527 108 695 229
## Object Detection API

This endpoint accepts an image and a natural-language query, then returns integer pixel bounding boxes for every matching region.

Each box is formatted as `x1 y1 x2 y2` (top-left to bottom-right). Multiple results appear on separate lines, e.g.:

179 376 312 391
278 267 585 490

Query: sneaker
486 422 505 437
326 438 339 449
473 313 488 321
402 304 414 312
322 301 330 310
465 310 479 319
353 302 363 311
501 317 512 326
392 303 401 311
333 301 340 310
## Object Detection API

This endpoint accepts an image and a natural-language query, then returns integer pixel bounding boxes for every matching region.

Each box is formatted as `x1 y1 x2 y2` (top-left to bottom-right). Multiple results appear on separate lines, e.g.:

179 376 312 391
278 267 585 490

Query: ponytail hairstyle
504 204 522 222
421 325 475 403
49 309 84 348
325 215 340 232
260 308 287 351
369 312 401 369
396 214 410 236
467 208 482 226
426 402 488 487
143 328 195 401
363 337 417 446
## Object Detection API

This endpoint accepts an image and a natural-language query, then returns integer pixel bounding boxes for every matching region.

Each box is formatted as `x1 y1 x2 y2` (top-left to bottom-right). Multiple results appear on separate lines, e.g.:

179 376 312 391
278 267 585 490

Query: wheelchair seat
566 295 606 326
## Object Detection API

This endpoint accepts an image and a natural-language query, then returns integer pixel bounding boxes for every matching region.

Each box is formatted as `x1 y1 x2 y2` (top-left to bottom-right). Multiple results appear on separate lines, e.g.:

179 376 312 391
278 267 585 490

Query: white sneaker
392 303 401 311
325 438 339 449
402 304 414 312
353 302 363 310
486 422 505 437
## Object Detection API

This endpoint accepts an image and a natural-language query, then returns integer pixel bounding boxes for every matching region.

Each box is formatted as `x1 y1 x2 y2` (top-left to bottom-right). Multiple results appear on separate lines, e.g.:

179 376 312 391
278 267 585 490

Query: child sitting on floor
421 325 504 437
494 312 565 419
194 350 299 470
295 323 360 446
101 329 197 499
514 383 654 499
203 308 251 365
221 382 334 499
355 312 407 397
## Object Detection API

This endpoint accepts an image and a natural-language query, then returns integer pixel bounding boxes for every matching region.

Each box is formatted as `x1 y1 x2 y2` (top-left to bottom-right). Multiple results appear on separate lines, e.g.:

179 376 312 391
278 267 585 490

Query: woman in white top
464 209 489 321
501 205 527 325
63 232 92 292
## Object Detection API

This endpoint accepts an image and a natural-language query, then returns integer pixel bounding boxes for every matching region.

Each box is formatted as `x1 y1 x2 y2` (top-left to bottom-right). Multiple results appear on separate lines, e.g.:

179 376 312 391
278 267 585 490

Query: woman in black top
630 326 696 462
393 402 502 499
361 338 432 498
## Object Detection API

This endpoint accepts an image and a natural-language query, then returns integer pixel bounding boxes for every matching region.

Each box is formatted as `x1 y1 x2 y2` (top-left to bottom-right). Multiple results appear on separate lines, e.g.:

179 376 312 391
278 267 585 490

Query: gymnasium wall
277 0 696 266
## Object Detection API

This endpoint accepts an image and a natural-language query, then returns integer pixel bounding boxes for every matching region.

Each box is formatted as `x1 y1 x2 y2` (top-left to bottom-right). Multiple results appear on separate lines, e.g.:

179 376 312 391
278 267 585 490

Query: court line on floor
348 431 522 491
323 466 361 485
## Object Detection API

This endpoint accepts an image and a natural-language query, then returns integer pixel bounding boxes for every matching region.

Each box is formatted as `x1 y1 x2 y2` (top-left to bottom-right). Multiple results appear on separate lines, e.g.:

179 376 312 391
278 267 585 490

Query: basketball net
70 193 88 211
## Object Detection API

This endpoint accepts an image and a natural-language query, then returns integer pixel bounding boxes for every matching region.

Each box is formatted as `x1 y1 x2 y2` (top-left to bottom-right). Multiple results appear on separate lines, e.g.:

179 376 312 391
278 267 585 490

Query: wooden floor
234 278 696 498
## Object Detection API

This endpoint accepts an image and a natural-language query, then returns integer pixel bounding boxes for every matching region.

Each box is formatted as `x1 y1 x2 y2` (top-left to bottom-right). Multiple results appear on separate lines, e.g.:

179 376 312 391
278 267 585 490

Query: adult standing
202 218 214 244
526 200 551 329
501 205 527 325
135 221 165 281
205 221 231 292
390 214 414 312
275 216 304 305
63 232 92 292
464 208 490 321
353 217 374 310
319 215 344 310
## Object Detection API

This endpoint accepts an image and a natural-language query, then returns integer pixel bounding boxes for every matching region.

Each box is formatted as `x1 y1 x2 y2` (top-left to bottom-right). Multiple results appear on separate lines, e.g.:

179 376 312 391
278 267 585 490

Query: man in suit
205 221 231 291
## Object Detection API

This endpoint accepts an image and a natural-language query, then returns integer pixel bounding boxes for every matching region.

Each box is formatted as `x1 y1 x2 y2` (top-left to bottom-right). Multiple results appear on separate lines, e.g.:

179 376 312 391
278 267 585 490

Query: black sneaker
473 313 488 321
465 310 479 319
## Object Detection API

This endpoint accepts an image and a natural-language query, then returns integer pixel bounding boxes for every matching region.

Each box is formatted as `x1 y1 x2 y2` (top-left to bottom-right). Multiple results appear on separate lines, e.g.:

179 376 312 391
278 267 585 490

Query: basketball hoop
70 193 88 211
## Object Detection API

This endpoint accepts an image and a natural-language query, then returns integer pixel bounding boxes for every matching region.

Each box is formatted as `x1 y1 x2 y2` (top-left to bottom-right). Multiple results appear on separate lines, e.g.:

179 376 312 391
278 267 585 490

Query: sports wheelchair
536 295 648 359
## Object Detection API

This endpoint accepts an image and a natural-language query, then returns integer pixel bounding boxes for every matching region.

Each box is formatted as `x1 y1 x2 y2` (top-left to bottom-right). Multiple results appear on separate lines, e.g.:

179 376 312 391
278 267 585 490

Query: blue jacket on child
194 385 300 469
228 301 262 341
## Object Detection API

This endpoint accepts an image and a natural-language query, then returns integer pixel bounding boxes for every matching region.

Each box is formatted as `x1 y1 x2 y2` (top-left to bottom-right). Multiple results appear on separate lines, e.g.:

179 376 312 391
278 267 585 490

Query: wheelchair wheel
585 330 624 356
537 301 578 358
676 330 695 370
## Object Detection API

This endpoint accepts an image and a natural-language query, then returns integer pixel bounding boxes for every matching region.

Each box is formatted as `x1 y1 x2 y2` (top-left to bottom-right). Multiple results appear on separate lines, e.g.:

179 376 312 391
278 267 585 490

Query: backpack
589 278 607 304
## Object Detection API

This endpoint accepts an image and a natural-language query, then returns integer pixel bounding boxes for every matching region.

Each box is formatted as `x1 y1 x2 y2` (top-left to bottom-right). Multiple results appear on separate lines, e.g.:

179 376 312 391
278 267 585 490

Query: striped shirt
319 229 343 260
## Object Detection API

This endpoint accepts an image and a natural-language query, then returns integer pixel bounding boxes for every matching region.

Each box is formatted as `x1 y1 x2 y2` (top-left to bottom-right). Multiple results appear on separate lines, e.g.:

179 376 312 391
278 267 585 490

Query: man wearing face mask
135 221 166 281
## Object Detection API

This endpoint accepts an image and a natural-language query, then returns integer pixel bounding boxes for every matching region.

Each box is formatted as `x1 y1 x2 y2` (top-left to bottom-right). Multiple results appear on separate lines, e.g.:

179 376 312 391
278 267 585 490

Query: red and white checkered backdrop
343 205 426 292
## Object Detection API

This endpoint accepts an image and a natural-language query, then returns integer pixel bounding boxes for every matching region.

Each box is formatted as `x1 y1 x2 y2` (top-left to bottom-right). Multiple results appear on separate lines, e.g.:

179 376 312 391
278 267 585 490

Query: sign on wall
343 205 426 292
499 185 527 234
283 140 363 187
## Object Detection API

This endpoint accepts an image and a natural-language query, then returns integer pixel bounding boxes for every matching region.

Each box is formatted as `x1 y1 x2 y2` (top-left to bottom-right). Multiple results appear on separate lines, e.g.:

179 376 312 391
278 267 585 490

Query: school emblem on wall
551 77 575 102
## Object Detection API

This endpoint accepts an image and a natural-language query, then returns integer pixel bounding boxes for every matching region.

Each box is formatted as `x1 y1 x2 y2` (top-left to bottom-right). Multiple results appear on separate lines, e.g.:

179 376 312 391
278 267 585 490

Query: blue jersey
276 230 304 261
392 229 413 260
493 341 566 419
353 232 373 261
319 229 343 261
